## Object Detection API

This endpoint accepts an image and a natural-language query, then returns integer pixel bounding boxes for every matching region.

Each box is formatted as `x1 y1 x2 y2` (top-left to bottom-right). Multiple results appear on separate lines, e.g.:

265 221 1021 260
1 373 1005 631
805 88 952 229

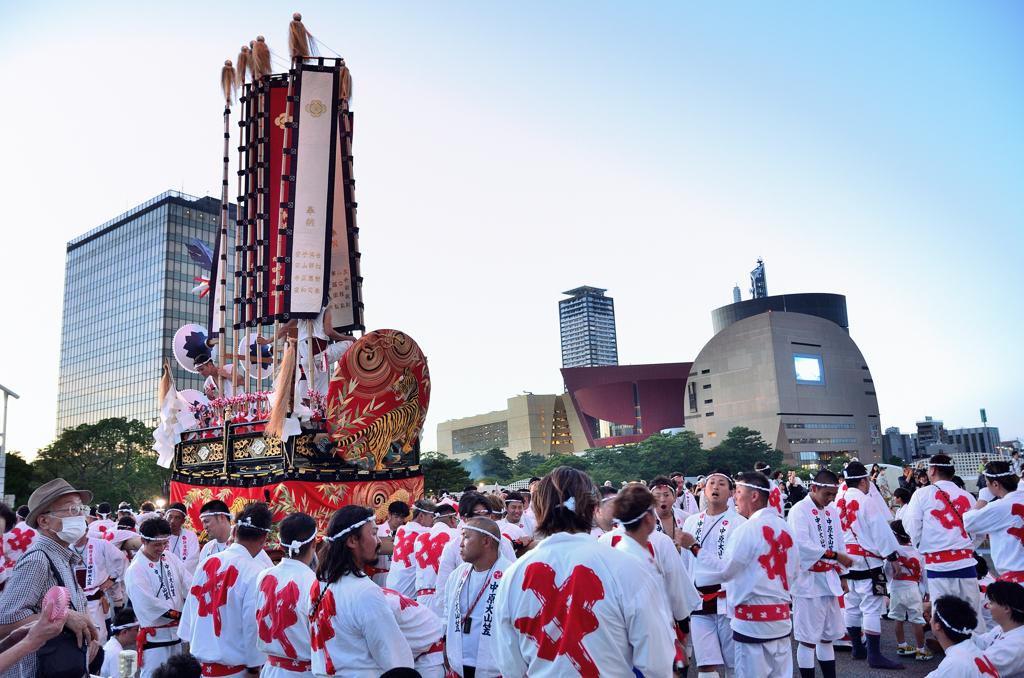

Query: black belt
143 639 182 650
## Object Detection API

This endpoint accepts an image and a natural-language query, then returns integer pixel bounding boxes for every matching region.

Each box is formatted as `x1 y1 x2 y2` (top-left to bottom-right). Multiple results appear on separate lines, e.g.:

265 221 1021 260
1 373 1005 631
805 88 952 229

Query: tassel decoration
339 58 352 106
158 363 172 409
289 13 318 60
266 339 296 438
236 46 250 88
252 36 272 81
221 60 236 104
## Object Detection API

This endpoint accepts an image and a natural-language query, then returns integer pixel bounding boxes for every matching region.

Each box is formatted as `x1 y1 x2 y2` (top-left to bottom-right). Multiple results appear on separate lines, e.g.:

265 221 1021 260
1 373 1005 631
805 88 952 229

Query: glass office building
56 191 235 435
559 286 618 368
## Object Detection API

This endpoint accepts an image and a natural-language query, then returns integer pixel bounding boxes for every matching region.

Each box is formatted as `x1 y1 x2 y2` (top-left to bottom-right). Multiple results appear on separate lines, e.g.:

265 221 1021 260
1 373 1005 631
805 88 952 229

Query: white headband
810 480 840 488
614 506 653 526
140 535 169 542
323 516 374 542
98 513 110 519
935 608 974 636
237 517 271 533
199 511 232 520
166 508 186 517
734 481 770 493
601 495 616 503
983 470 1016 478
110 621 140 631
928 461 955 467
706 473 731 483
284 532 317 556
843 473 868 480
558 497 577 512
462 524 499 541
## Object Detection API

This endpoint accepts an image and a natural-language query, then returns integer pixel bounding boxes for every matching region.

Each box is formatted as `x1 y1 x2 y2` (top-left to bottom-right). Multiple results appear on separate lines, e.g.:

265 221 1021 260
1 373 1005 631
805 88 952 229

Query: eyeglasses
44 505 89 517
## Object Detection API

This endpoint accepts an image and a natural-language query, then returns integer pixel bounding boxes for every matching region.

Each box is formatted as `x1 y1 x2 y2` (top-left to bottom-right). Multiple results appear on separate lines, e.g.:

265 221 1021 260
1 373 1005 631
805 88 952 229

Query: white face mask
56 516 87 544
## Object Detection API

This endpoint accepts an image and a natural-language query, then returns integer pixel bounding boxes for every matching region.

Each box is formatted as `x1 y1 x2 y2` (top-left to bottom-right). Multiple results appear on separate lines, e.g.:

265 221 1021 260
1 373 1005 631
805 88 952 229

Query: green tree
4 451 37 507
531 453 591 478
468 448 514 482
827 455 851 476
420 452 472 496
33 418 169 507
511 451 545 479
887 455 905 467
583 444 643 485
708 427 782 476
638 431 708 479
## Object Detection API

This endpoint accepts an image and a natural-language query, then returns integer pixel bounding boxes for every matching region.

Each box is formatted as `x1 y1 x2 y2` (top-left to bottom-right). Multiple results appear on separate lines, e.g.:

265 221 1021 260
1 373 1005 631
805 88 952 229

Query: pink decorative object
43 586 70 621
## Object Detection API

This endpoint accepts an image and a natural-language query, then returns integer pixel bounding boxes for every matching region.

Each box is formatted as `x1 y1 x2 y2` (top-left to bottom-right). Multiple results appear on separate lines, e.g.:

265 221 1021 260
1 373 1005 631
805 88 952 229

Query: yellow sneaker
916 649 935 661
897 645 918 656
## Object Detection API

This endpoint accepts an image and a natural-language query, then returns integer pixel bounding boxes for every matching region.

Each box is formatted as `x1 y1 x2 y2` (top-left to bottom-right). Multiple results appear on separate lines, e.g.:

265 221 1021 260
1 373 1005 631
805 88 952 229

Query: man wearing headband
927 595 998 676
413 504 459 618
589 486 618 538
671 472 700 515
371 501 410 588
88 502 117 540
494 467 675 678
972 580 1024 677
754 462 785 517
164 502 200 579
602 484 700 674
179 502 273 678
194 352 239 400
386 499 436 597
964 460 1024 583
443 517 512 678
255 512 318 678
496 492 535 554
101 608 140 678
904 453 986 630
435 495 517 624
125 517 189 677
311 505 413 677
197 500 273 569
681 468 745 678
650 475 690 549
787 469 854 678
836 461 904 668
695 471 799 678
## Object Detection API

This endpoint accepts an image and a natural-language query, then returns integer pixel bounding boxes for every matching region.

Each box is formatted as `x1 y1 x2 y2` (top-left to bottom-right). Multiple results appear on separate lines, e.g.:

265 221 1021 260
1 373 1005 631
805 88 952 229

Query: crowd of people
0 453 1022 678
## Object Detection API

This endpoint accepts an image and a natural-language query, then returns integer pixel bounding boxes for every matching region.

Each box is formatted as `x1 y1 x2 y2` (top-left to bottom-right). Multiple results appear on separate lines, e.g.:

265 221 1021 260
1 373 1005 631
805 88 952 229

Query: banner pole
273 57 299 383
218 95 231 398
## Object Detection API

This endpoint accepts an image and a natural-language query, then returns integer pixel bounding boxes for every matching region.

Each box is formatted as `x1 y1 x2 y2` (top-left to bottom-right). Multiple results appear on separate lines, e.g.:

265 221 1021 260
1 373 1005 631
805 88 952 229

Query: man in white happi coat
385 499 435 597
164 503 201 579
672 473 700 515
101 608 140 678
3 520 36 575
88 502 118 541
964 460 1024 583
837 462 905 669
787 469 853 678
435 494 517 620
496 492 536 553
904 454 986 629
197 500 273 570
260 306 354 399
310 506 413 678
71 530 128 644
682 470 747 678
589 486 618 538
926 594 1001 678
124 517 189 678
494 467 675 678
520 481 539 537
381 587 444 678
255 513 318 678
602 484 701 673
444 517 513 678
695 472 799 678
755 462 786 517
971 580 1024 678
179 503 272 678
651 475 691 549
370 501 410 587
413 504 460 618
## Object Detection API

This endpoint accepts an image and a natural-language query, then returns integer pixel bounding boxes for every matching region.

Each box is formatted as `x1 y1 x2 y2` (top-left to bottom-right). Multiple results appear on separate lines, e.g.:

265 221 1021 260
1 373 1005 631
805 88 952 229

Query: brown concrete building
687 306 883 468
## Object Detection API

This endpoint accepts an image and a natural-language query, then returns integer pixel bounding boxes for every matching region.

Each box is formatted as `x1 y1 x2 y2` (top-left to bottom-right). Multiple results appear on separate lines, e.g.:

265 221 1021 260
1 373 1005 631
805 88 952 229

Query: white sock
898 642 907 648
797 644 816 669
816 643 835 661
698 673 719 678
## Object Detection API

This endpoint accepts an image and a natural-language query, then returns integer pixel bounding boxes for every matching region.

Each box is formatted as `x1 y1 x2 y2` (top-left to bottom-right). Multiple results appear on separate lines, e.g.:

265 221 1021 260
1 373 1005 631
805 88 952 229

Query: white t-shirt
459 568 492 666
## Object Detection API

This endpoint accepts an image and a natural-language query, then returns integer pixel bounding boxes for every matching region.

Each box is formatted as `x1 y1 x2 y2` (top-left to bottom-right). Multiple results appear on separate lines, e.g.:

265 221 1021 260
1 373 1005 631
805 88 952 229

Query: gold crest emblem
305 100 326 118
274 112 293 129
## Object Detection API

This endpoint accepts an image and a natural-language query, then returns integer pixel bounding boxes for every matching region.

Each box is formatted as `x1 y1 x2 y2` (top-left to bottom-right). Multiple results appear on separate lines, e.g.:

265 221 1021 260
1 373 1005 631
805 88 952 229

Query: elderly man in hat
0 479 101 678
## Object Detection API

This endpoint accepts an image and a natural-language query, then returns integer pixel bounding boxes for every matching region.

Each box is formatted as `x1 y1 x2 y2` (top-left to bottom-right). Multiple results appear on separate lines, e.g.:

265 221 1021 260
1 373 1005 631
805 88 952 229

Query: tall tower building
750 258 767 299
57 191 234 435
732 284 742 303
559 286 618 368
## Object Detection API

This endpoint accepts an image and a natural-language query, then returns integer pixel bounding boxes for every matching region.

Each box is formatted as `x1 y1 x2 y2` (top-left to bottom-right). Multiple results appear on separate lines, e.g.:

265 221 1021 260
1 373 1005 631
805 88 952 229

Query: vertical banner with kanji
285 66 338 318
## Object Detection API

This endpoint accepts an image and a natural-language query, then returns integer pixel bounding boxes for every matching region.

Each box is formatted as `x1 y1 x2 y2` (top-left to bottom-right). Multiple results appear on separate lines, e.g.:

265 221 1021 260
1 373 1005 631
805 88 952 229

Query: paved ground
698 618 942 677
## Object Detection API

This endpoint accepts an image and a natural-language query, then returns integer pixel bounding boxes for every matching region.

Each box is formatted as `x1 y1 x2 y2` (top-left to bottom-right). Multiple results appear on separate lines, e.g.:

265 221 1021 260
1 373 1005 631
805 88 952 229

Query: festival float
153 16 426 541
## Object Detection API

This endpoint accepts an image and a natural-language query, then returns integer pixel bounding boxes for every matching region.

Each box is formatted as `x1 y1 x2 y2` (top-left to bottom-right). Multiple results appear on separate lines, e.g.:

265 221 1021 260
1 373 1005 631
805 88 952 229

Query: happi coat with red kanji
255 557 317 678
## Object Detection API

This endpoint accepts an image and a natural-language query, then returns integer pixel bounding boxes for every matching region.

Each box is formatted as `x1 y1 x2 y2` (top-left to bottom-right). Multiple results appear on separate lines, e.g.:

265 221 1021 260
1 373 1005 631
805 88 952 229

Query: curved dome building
687 302 882 468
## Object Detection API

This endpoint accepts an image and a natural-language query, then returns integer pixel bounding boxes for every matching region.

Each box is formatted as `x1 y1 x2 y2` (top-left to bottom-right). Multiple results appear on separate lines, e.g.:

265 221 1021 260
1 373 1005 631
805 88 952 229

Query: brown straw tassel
221 60 236 104
339 58 352 105
288 13 318 60
157 363 172 409
252 36 272 80
236 46 250 88
266 338 296 438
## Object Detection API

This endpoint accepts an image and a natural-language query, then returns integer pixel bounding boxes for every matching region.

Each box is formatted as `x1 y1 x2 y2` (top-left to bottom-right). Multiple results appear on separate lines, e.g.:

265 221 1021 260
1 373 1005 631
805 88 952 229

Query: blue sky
0 2 1020 458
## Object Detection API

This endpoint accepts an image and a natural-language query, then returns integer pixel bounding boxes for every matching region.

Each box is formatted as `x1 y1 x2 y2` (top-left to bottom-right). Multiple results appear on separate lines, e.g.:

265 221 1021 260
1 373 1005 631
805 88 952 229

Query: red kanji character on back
7 527 33 554
757 526 793 591
898 556 921 581
393 528 419 567
930 494 971 538
769 487 783 514
256 574 301 658
381 587 417 610
514 562 605 677
975 655 1000 677
310 581 337 674
189 557 239 636
1006 504 1024 548
413 532 450 574
839 499 859 532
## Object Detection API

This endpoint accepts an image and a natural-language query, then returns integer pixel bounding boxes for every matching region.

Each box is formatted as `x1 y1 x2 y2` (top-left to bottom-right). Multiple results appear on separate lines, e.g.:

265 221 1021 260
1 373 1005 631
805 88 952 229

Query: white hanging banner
286 66 337 317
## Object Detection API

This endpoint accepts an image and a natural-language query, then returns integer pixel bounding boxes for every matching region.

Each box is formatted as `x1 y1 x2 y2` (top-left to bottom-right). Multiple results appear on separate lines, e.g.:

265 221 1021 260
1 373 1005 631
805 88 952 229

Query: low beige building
437 393 588 462
687 310 883 468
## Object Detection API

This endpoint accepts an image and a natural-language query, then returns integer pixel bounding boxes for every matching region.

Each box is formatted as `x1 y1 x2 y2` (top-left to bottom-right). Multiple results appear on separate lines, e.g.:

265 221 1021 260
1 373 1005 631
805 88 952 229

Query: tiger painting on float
334 367 422 471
